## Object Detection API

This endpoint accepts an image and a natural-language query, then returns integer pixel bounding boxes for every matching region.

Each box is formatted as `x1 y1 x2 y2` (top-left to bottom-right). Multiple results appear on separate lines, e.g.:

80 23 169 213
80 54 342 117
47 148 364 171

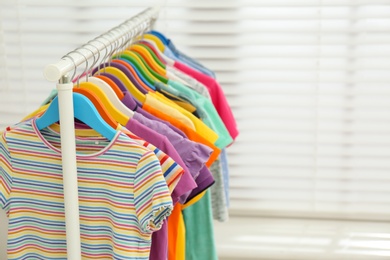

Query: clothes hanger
148 30 170 46
142 33 165 52
83 41 125 100
129 50 169 83
111 59 154 92
136 41 183 82
36 52 117 140
94 61 150 93
104 26 158 87
115 50 159 85
70 48 130 125
76 81 129 126
132 44 192 88
128 44 166 74
79 77 134 119
94 74 124 100
97 72 139 111
78 44 133 118
138 40 167 65
97 72 127 93
92 33 151 97
73 87 118 129
95 66 146 103
138 39 175 66
93 61 151 93
115 23 168 86
136 42 166 66
36 92 117 141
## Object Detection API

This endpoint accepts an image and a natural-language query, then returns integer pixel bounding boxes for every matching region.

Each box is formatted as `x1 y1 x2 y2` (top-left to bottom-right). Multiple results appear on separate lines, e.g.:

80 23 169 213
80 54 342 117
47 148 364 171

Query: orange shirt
143 103 220 167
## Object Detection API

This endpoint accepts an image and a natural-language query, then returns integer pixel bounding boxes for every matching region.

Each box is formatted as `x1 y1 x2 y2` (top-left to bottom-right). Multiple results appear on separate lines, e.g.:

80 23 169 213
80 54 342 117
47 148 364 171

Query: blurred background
1 0 390 259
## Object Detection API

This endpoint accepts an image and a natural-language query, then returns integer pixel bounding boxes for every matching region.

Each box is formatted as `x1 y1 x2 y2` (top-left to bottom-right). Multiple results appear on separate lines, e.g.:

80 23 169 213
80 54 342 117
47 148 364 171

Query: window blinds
1 0 390 221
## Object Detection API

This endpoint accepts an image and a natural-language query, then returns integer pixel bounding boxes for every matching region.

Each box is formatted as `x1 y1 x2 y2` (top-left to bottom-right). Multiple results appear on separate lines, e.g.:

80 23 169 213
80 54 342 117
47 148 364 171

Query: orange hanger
112 59 154 92
129 44 166 75
138 41 167 65
95 66 146 104
120 50 168 83
73 87 118 129
76 81 129 126
139 39 175 66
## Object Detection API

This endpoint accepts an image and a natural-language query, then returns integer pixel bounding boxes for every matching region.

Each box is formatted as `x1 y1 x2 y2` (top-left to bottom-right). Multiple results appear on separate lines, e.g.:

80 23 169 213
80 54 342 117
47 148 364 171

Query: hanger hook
74 45 96 82
72 50 88 87
110 27 123 59
108 26 124 58
136 14 149 40
61 53 77 82
125 19 136 49
141 16 150 39
91 37 109 73
81 43 98 72
100 32 116 66
121 22 132 51
116 26 128 56
85 41 101 76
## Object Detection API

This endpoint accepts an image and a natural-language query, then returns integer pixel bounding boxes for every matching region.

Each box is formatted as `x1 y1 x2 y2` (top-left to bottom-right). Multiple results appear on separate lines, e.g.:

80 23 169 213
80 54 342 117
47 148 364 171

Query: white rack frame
43 7 160 259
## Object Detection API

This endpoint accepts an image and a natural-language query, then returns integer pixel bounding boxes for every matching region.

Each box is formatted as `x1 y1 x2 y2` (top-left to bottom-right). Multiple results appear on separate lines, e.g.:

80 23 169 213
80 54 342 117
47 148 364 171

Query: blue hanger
148 30 169 46
36 92 117 140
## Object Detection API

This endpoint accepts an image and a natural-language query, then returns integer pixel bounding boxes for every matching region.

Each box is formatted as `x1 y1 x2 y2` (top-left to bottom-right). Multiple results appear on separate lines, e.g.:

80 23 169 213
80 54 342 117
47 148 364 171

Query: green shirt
156 80 233 149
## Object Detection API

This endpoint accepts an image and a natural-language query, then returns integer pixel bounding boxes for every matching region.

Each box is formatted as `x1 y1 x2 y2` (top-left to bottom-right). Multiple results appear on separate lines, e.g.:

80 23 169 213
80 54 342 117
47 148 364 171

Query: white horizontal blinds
216 2 390 219
1 0 390 220
157 1 390 220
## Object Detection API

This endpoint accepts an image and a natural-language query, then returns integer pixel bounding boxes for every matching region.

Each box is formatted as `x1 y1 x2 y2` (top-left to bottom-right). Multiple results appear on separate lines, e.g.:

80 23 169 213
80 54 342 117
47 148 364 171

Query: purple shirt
133 112 212 181
186 167 215 202
124 119 200 260
124 119 197 204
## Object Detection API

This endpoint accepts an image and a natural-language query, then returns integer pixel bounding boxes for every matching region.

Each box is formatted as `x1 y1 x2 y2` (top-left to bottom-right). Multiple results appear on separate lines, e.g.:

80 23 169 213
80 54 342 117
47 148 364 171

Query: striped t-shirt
47 123 185 195
0 118 173 259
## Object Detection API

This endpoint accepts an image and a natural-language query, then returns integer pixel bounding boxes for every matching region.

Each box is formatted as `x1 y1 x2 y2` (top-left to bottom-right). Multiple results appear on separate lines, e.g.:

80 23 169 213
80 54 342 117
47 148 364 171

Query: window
1 0 390 222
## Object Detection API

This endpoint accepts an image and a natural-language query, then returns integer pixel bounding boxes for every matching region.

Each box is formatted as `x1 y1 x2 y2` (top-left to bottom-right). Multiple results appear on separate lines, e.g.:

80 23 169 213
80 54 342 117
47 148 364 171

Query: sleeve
134 150 173 234
0 131 13 211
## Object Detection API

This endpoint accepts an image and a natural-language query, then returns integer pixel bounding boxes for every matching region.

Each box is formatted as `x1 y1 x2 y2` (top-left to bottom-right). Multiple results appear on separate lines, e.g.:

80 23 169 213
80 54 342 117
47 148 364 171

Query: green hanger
114 51 155 86
135 43 166 69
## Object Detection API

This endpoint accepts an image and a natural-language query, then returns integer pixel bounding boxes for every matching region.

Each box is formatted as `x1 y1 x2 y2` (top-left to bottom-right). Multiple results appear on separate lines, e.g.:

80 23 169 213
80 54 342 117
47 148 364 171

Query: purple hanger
92 62 148 94
97 73 138 111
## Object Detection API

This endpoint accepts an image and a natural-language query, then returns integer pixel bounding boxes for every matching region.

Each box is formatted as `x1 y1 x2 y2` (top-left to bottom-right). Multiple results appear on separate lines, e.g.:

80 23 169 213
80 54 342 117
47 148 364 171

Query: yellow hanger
77 81 129 126
142 34 165 52
140 39 175 66
79 76 134 118
122 50 169 84
129 44 166 75
95 66 146 104
120 50 160 82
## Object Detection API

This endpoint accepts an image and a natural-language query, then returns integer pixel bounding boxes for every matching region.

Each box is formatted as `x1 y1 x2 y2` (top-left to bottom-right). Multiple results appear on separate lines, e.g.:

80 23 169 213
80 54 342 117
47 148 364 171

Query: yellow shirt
146 92 219 145
143 94 212 260
144 93 195 130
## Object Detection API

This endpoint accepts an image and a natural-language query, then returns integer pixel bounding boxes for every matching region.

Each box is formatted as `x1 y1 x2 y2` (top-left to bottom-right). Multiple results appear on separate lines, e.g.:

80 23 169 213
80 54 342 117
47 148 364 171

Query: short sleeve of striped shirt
134 150 173 234
0 131 13 211
119 127 184 194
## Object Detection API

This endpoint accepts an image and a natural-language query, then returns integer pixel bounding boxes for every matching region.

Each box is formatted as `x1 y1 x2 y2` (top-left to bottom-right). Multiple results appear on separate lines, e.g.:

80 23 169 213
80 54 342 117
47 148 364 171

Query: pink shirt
174 61 239 141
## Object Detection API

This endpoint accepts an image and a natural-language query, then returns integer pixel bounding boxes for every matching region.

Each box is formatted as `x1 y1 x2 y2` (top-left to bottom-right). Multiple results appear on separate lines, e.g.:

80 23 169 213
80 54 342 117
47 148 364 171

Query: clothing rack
43 7 160 259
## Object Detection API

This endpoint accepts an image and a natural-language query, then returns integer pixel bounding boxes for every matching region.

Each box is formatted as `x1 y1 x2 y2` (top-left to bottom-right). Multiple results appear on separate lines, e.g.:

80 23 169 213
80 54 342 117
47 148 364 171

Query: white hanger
79 76 134 118
139 38 175 66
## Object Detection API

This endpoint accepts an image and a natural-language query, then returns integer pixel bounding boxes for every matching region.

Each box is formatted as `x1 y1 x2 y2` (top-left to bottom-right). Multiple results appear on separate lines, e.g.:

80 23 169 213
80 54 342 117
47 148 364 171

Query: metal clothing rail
43 7 160 259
